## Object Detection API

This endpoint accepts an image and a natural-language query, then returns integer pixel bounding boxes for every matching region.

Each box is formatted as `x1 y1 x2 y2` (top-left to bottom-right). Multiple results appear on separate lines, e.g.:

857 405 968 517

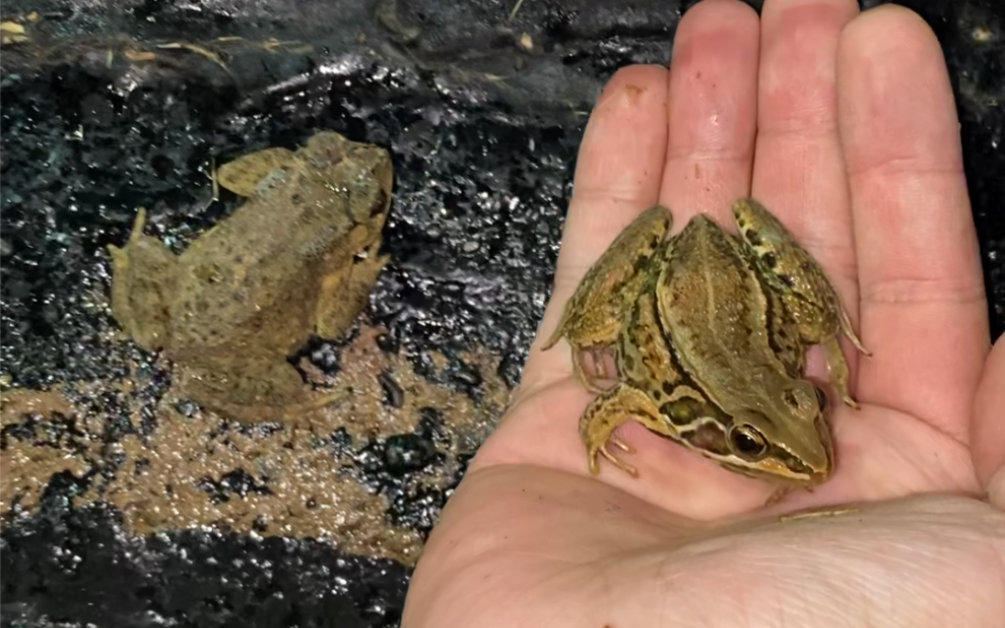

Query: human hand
402 1 1005 626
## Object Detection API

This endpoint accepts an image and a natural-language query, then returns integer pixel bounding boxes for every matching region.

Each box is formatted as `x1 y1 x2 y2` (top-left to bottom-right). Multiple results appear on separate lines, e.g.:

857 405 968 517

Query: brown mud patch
1 325 512 566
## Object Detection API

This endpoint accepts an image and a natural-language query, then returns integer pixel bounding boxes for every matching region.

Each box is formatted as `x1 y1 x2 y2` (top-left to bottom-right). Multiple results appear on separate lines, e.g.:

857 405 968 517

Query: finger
522 65 669 390
838 6 990 438
973 336 1005 503
751 0 860 377
660 0 760 223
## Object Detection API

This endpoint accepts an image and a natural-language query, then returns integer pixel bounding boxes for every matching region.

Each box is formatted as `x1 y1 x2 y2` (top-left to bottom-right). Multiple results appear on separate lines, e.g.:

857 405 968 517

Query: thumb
973 333 1005 508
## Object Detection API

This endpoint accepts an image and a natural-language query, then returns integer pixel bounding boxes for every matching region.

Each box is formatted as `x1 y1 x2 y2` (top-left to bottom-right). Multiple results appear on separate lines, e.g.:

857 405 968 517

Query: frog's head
715 381 834 487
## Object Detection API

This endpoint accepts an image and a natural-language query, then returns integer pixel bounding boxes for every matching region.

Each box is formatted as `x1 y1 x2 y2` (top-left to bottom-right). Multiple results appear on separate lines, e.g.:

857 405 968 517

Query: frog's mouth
678 417 831 487
718 457 825 487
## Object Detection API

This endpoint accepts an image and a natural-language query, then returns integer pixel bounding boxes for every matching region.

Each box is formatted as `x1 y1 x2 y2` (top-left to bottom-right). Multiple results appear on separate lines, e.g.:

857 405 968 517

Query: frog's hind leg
580 383 671 477
543 205 673 347
178 352 347 424
107 208 178 351
732 198 869 407
732 198 870 357
541 205 673 387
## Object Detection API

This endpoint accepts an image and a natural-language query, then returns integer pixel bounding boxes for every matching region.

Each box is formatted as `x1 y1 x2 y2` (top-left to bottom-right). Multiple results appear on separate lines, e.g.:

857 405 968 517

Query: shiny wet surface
1 0 1003 626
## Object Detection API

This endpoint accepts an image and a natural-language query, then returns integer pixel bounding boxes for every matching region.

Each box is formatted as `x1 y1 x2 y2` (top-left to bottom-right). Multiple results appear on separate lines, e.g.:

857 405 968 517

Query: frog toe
598 444 639 477
610 434 634 454
839 307 871 356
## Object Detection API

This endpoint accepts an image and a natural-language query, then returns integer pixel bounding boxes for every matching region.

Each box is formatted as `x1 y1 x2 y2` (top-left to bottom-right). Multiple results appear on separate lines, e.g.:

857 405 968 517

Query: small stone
383 434 437 476
378 370 404 408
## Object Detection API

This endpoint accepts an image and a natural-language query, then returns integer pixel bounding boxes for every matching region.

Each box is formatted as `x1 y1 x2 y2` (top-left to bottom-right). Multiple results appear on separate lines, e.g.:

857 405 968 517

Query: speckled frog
543 199 869 489
108 131 393 422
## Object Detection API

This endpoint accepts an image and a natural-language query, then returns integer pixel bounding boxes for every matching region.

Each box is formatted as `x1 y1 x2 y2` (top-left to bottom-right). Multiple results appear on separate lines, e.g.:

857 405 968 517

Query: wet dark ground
1 0 1003 626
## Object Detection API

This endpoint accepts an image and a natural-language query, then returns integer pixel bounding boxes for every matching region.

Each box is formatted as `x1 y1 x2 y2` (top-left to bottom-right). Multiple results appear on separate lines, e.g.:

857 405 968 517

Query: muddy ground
2 0 1003 626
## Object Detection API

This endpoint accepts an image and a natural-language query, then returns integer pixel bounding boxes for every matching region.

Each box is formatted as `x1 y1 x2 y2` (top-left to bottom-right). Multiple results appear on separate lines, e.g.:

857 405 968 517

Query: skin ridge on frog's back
658 214 833 475
658 217 774 399
631 288 727 415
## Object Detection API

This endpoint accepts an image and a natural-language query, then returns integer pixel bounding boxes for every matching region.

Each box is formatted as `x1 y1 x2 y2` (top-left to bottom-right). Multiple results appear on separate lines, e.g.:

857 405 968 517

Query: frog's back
657 215 778 385
167 136 391 351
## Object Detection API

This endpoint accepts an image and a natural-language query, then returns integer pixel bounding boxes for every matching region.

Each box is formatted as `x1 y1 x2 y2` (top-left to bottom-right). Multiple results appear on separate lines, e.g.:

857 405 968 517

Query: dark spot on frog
761 251 777 269
783 388 799 408
193 296 209 315
631 253 650 275
744 229 762 246
291 193 303 204
661 381 675 396
662 398 695 425
779 274 795 288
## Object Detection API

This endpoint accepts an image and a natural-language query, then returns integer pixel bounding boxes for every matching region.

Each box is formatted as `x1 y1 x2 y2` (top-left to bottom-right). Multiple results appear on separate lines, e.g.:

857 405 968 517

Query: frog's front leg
315 242 389 339
107 208 178 351
542 205 673 392
580 382 676 477
732 198 868 408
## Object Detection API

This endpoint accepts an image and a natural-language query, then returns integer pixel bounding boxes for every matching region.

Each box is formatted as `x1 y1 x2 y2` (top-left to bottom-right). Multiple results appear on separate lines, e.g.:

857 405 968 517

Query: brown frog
108 131 393 423
543 199 869 488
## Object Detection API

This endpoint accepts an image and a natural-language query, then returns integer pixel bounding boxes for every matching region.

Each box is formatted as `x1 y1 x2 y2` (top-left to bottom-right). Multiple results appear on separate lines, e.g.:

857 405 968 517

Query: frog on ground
108 131 393 423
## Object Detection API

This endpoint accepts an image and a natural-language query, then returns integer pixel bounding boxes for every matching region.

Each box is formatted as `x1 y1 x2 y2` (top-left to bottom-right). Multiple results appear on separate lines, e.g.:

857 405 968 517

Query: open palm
403 1 1005 626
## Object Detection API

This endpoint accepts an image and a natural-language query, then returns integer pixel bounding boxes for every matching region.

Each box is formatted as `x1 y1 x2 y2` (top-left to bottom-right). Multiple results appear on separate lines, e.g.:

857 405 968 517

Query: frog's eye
814 386 829 410
728 425 768 460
